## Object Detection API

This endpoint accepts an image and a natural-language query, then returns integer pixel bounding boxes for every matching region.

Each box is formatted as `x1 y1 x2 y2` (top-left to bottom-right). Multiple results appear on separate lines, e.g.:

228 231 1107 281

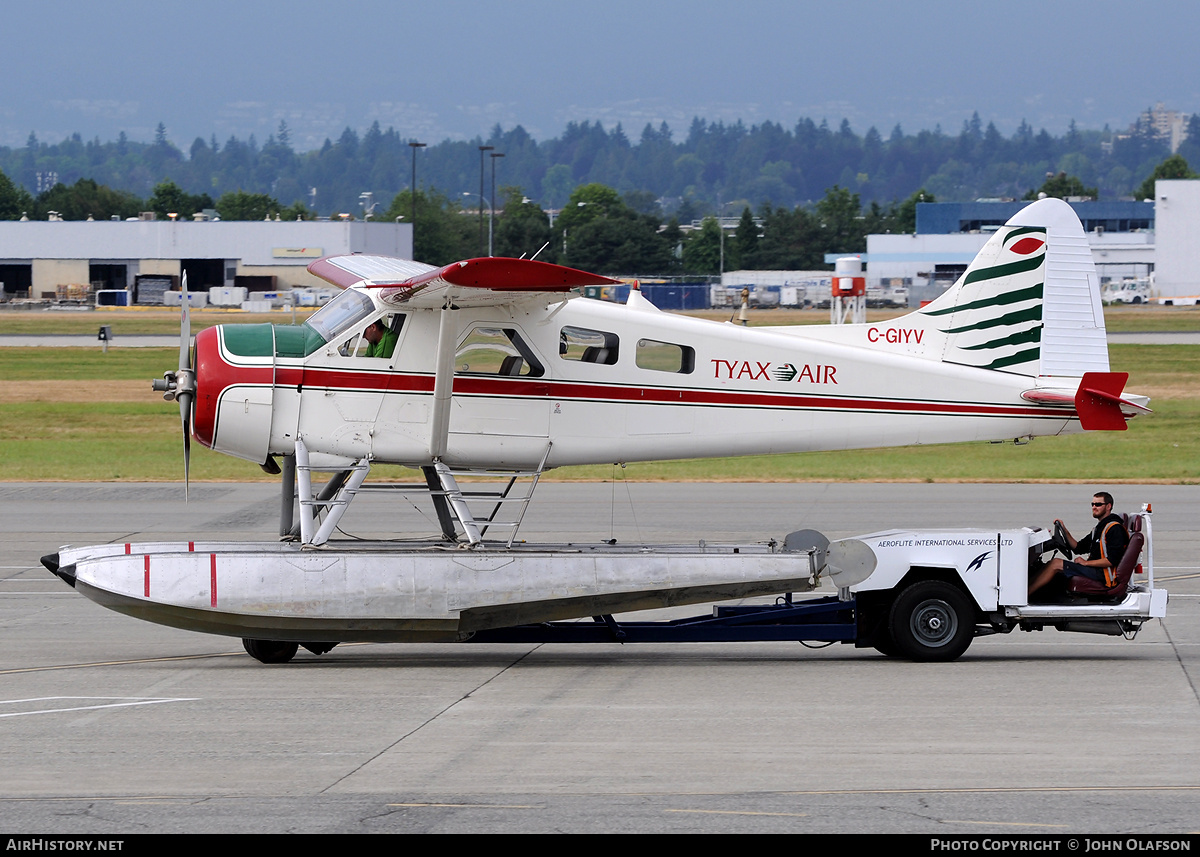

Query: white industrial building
723 192 1200 309
865 229 1156 304
1152 179 1200 301
6 184 1200 307
860 186 1200 306
0 220 412 301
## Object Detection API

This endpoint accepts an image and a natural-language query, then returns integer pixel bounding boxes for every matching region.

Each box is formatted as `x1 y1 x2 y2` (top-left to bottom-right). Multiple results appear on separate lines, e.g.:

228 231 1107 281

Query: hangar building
1152 179 1200 300
0 219 412 300
863 186 1200 304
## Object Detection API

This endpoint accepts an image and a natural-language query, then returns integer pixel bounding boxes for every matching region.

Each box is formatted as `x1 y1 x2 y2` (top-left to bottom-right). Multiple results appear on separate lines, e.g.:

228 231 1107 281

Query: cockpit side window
346 312 406 359
455 326 544 377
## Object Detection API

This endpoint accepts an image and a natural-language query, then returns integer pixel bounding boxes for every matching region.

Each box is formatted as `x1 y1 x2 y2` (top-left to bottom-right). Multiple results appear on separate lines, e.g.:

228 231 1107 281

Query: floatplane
42 197 1151 662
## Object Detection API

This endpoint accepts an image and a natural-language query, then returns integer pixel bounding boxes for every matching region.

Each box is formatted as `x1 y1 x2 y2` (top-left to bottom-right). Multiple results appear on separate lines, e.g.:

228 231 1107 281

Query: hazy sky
4 0 1197 151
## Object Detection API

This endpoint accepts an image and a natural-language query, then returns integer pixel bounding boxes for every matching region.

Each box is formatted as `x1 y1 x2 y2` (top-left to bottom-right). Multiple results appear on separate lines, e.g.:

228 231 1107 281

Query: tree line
3 111 1198 219
1 113 1196 275
0 173 308 224
3 158 1195 275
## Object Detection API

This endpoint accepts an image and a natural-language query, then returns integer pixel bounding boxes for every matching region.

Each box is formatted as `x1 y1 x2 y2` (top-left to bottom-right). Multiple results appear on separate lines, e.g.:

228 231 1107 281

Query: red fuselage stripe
196 337 1068 451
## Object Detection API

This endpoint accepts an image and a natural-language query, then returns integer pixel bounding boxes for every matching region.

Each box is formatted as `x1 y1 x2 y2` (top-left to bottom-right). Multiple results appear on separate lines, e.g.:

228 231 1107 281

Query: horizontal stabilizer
1074 371 1131 431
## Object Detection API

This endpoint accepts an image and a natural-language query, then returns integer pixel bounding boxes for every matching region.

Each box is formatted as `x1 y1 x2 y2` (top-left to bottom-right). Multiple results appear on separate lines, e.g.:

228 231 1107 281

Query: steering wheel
1045 520 1071 556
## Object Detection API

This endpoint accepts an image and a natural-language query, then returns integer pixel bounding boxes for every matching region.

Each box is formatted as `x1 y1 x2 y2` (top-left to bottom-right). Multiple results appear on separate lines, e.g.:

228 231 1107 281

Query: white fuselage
200 291 1076 471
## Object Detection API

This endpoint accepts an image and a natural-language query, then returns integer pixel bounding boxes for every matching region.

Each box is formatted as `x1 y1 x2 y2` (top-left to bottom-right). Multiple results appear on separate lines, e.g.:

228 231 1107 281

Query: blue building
916 200 1154 235
858 199 1157 305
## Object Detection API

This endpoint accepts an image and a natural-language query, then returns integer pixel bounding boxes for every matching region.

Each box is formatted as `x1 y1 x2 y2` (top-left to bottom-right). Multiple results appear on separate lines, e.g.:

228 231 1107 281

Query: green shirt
365 328 399 359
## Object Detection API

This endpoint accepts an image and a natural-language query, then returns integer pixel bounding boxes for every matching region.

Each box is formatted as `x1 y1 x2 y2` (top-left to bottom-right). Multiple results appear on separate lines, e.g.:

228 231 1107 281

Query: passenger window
455 326 544 377
635 338 694 374
560 326 619 365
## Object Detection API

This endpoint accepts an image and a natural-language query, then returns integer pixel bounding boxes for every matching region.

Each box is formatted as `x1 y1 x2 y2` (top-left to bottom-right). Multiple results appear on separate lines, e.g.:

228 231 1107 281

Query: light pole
462 193 493 257
718 198 739 278
408 141 425 241
358 191 376 221
489 152 504 257
561 201 589 259
478 145 493 255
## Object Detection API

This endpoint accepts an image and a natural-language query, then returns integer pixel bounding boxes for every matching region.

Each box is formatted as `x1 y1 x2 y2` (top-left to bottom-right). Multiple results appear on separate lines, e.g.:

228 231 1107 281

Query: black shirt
1075 513 1129 569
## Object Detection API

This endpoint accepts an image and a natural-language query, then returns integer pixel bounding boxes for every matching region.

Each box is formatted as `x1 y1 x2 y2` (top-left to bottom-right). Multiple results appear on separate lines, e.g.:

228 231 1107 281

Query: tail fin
915 197 1108 377
801 198 1110 376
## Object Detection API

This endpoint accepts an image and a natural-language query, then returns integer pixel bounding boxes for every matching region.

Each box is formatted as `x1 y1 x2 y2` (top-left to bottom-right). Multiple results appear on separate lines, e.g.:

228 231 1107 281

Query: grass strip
0 345 1192 482
2 305 1198 335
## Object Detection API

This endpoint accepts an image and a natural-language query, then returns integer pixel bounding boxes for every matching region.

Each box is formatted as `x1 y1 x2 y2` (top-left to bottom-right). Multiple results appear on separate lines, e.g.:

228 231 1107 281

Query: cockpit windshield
304 289 376 343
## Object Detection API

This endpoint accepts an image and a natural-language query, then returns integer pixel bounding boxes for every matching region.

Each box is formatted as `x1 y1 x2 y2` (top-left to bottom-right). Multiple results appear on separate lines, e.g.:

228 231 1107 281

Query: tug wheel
889 581 974 662
872 626 902 657
242 638 300 664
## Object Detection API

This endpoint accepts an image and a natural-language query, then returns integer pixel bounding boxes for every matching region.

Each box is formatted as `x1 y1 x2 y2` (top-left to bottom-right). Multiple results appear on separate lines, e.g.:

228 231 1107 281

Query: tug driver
1028 492 1129 598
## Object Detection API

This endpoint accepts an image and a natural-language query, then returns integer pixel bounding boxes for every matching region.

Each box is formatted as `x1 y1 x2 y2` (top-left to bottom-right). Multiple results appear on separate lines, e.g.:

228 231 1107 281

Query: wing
307 254 437 289
308 255 620 309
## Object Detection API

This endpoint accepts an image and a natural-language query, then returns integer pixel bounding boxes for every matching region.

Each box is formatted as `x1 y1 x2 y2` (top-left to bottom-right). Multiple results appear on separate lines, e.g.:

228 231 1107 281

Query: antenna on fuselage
529 241 550 262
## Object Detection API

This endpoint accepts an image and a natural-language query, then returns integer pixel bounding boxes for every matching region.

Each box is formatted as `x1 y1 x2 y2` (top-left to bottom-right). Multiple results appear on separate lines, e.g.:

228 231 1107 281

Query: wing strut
293 439 370 546
428 303 459 460
427 443 553 548
422 465 459 541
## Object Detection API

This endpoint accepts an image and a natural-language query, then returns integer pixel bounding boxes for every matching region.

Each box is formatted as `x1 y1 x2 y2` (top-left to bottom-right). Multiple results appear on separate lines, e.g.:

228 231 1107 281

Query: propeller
151 273 196 500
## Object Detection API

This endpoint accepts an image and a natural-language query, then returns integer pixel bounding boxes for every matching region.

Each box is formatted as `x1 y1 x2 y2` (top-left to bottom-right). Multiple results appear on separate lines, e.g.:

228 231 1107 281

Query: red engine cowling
192 325 274 463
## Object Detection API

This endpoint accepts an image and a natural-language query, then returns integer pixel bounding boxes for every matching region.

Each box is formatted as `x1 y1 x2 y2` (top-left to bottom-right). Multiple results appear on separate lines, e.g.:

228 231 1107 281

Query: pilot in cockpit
363 319 399 359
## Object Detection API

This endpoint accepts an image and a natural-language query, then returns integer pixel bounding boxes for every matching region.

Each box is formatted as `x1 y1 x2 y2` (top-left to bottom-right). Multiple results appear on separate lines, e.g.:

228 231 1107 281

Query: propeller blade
182 402 192 502
178 272 194 500
179 272 191 373
151 273 197 501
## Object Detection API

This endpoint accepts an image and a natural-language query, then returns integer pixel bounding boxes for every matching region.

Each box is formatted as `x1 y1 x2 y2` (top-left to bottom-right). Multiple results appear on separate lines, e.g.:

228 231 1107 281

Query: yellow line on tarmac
945 820 1067 828
667 809 808 818
388 803 541 809
0 642 372 675
0 651 243 674
778 785 1200 796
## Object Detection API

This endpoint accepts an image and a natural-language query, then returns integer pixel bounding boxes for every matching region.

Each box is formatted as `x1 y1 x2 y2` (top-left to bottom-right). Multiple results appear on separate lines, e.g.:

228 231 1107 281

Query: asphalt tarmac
2 482 1198 834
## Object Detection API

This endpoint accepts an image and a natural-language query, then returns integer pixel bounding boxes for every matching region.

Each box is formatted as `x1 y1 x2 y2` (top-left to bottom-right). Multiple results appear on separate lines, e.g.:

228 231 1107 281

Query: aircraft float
42 197 1164 662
